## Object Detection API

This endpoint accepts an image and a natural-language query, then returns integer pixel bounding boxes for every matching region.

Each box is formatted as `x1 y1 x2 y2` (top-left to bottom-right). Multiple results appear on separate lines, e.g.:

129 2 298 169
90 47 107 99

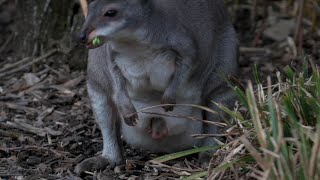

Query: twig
3 102 41 114
141 111 227 127
0 94 22 101
0 57 30 73
239 47 269 54
5 120 62 137
0 33 13 54
129 103 218 117
294 0 305 46
0 48 61 79
191 133 240 139
148 160 203 173
0 129 22 139
36 107 55 122
0 145 72 157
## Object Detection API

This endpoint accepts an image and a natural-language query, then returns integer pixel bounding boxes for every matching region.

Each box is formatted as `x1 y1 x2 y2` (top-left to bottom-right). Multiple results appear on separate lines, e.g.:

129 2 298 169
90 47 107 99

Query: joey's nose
79 33 87 42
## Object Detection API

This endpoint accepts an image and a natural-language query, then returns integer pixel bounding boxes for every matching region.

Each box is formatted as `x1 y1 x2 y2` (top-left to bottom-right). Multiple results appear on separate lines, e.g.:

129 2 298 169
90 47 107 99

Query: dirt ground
1 1 320 180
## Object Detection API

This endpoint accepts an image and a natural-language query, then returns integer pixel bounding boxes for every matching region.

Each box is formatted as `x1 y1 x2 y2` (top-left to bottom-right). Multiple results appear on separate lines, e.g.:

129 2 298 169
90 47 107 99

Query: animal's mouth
86 30 107 49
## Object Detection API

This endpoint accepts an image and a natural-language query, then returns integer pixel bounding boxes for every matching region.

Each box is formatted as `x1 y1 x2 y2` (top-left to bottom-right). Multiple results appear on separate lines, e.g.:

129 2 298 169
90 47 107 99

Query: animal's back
153 0 229 35
153 0 237 90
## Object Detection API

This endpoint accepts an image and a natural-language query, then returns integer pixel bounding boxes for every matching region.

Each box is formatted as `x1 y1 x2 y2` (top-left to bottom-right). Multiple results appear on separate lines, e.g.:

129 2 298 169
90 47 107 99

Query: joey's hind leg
75 83 124 175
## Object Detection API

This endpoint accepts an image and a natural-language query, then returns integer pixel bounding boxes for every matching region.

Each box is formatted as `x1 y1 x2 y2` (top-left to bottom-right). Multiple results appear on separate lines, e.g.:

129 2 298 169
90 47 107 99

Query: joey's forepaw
124 113 138 126
74 156 109 176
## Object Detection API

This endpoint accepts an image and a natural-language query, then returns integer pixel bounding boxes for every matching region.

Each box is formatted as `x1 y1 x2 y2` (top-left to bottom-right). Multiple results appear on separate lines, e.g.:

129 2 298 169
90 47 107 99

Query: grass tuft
207 59 320 179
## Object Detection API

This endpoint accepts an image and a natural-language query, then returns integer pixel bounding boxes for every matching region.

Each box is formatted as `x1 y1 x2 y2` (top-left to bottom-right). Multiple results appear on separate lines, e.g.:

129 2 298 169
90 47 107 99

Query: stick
5 120 62 137
79 0 88 17
0 49 60 79
0 57 30 74
0 34 13 54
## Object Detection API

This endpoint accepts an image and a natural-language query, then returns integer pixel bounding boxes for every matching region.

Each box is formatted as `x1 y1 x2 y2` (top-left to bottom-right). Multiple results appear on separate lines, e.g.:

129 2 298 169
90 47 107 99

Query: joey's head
79 0 150 49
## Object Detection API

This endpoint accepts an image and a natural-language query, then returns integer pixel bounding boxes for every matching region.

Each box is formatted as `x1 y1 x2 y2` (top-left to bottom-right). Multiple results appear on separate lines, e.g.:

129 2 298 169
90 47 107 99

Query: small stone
26 156 42 165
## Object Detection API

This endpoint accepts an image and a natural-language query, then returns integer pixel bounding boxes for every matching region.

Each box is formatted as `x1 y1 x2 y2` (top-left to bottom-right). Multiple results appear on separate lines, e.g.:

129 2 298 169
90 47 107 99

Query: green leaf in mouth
92 36 103 47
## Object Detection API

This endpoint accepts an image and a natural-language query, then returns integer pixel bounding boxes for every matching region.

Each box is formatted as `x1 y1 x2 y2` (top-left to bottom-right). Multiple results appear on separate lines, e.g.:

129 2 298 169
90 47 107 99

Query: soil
0 1 319 180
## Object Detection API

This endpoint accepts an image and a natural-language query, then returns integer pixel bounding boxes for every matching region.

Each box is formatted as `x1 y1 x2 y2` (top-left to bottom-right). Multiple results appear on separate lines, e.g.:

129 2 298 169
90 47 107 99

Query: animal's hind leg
75 83 124 175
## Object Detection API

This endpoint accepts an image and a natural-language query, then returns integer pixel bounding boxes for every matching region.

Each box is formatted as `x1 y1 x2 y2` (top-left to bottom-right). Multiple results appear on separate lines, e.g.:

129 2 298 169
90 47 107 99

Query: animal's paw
124 113 138 126
120 104 138 126
74 156 110 176
161 93 176 112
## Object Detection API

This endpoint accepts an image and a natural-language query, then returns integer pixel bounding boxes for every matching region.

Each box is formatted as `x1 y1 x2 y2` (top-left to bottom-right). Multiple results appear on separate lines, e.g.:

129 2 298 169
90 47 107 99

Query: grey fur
75 0 238 174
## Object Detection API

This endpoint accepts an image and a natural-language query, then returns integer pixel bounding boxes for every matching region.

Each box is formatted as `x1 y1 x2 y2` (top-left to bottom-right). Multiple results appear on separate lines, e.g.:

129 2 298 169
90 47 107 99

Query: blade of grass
180 171 208 180
246 82 267 148
239 136 268 169
214 102 245 121
253 64 261 85
234 86 249 109
150 146 220 163
267 77 280 143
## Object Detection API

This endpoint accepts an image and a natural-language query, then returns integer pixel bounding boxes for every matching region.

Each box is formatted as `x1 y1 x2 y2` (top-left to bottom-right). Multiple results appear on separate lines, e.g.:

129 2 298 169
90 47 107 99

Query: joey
76 0 239 175
147 117 168 141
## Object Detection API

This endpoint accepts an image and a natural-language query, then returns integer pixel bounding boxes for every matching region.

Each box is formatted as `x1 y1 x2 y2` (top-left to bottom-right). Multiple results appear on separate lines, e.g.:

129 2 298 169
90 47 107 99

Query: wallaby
75 0 239 175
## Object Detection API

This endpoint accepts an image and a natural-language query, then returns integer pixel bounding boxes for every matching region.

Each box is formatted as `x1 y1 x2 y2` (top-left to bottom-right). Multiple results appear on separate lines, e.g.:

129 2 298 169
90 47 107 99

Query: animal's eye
104 10 117 17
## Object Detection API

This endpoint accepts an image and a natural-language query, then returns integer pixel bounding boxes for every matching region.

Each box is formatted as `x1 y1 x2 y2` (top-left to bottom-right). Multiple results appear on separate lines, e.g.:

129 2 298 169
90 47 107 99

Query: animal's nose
79 32 87 42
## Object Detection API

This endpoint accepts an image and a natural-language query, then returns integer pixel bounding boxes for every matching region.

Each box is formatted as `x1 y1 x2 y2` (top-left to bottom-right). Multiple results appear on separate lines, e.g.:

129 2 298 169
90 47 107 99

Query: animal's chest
114 44 176 95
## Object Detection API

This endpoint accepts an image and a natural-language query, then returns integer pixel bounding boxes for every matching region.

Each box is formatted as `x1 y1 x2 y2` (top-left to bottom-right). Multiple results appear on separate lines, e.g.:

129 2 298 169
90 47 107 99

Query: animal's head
79 0 150 49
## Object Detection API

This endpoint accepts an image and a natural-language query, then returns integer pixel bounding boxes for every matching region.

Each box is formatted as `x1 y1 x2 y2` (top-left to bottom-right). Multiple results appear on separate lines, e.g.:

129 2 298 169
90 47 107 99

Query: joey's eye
104 10 118 17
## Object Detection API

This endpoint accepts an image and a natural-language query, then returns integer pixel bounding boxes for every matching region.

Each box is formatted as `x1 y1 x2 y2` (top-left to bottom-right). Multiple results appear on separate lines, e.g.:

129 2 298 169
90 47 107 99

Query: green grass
151 59 320 179
213 59 320 179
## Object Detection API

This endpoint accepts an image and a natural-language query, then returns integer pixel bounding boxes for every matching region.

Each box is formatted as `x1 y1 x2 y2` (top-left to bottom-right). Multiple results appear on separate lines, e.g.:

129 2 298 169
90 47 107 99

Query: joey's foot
161 93 176 112
74 156 110 176
124 113 138 126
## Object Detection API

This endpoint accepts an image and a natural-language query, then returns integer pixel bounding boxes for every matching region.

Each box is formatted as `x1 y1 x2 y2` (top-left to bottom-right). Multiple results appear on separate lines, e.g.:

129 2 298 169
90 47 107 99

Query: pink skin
147 120 168 140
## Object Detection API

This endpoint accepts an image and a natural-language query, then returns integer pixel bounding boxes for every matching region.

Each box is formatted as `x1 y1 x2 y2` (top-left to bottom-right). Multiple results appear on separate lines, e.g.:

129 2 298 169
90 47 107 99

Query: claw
163 105 174 112
124 114 138 126
161 94 176 112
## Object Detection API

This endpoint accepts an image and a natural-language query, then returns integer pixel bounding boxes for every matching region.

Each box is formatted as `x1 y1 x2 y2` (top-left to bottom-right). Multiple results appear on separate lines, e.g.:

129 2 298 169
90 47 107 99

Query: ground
0 1 320 180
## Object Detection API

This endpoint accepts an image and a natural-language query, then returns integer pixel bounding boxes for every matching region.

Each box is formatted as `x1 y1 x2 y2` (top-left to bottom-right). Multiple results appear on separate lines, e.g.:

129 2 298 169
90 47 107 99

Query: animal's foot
161 92 176 112
124 113 138 126
119 103 139 126
74 156 110 176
